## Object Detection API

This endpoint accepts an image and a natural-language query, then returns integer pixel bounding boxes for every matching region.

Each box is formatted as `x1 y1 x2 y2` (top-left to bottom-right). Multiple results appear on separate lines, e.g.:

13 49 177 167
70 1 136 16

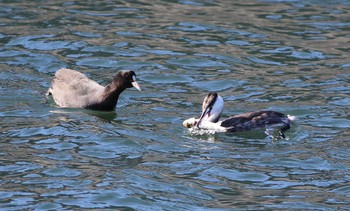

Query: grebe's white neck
206 95 224 122
197 92 224 128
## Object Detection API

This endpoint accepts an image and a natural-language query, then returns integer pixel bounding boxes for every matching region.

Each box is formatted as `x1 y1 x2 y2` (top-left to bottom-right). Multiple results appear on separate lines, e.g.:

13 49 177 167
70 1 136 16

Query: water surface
1 0 350 210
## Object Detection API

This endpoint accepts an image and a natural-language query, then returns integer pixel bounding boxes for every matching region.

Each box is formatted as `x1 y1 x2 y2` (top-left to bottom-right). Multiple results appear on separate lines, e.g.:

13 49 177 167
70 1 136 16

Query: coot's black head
115 70 141 91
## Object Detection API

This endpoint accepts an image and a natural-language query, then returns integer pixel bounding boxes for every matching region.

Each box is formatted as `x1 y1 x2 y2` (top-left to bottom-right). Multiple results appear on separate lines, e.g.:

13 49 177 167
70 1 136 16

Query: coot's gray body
47 68 141 111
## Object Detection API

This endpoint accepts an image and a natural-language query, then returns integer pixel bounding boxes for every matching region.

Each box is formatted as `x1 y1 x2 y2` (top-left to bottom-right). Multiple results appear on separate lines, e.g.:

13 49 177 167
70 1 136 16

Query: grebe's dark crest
184 92 295 138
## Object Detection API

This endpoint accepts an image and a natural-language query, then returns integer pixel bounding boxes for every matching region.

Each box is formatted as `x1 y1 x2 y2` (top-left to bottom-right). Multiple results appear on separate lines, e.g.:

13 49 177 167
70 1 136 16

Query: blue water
1 0 350 210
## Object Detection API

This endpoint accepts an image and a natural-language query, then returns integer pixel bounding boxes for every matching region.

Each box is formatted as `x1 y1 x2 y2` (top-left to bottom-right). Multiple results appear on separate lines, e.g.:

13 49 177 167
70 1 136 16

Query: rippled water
1 0 350 210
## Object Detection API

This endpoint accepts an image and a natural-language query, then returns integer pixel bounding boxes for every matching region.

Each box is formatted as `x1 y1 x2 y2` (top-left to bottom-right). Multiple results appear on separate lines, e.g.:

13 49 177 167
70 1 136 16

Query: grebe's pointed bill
196 92 224 128
131 75 141 91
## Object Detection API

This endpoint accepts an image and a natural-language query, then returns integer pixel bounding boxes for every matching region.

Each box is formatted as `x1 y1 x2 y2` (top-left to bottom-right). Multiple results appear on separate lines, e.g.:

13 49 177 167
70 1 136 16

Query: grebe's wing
221 110 289 131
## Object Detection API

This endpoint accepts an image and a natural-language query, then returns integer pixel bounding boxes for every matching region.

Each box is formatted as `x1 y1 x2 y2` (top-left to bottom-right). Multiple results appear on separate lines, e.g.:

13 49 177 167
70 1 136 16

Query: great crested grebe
183 92 295 138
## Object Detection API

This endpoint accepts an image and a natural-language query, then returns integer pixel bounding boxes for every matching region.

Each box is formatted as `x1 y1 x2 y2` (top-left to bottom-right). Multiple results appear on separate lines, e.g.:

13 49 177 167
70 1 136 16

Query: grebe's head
196 92 224 128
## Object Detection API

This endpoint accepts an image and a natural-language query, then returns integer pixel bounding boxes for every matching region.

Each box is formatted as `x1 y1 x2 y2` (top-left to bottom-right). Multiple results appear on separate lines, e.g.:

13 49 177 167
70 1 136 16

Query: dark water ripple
0 0 350 210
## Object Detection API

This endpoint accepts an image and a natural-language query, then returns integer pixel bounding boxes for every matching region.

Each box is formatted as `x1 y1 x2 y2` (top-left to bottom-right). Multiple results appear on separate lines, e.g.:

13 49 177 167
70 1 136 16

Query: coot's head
115 70 141 91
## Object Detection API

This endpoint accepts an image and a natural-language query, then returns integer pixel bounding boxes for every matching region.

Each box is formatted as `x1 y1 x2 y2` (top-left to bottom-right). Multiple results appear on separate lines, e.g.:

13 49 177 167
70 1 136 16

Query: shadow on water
47 106 118 123
84 110 118 122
